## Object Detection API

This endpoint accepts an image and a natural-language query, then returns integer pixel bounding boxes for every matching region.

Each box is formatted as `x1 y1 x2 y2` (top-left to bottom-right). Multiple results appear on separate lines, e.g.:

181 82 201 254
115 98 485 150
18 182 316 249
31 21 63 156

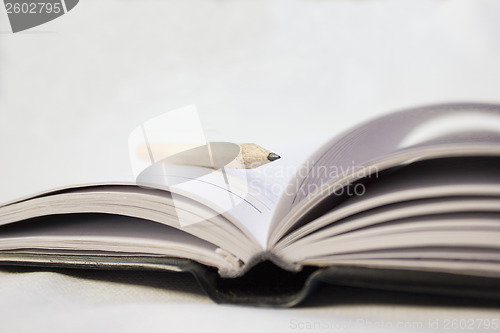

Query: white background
1 0 500 332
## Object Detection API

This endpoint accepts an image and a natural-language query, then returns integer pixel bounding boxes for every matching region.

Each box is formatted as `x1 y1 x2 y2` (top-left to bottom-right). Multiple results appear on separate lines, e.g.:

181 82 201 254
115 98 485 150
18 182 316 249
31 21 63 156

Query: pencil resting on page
136 142 280 169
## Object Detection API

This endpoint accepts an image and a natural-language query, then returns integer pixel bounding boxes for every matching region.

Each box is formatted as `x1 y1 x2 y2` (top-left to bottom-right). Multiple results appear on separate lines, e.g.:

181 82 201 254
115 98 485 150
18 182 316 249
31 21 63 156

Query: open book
2 103 500 306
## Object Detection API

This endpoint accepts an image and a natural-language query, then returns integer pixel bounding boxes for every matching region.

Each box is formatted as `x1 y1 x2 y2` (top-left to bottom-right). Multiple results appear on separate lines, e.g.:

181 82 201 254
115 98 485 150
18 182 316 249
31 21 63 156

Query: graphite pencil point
267 152 281 161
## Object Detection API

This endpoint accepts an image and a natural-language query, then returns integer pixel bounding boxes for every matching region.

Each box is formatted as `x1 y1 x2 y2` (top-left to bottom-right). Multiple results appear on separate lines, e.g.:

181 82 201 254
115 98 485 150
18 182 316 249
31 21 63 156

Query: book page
275 155 500 249
0 213 231 271
269 103 500 246
0 104 290 250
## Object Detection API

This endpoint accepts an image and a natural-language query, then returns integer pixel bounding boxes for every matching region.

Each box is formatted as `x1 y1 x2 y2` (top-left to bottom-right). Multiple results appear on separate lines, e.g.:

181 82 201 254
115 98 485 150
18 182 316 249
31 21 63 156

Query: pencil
136 142 280 169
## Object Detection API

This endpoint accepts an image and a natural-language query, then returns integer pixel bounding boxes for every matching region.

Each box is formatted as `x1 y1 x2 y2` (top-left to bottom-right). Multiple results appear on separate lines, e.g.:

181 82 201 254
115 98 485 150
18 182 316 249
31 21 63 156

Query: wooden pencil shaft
135 142 279 169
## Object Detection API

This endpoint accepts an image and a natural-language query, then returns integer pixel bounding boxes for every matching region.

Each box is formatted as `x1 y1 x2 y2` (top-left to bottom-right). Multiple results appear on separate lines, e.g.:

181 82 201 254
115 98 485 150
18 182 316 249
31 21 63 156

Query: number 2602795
5 2 62 14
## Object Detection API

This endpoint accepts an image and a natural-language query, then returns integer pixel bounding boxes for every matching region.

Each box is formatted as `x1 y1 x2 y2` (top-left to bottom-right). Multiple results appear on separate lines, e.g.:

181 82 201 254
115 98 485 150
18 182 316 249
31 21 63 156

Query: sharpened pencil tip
267 152 281 161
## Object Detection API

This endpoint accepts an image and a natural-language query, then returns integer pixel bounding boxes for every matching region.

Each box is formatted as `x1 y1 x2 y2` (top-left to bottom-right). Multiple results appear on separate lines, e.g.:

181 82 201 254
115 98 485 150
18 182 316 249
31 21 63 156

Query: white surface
1 268 499 333
1 0 500 331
